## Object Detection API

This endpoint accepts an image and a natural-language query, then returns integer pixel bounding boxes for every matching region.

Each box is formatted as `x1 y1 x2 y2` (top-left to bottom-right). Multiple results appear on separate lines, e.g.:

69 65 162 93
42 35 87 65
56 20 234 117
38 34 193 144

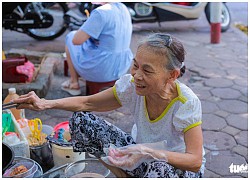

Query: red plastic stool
64 59 68 76
86 80 116 95
3 57 29 83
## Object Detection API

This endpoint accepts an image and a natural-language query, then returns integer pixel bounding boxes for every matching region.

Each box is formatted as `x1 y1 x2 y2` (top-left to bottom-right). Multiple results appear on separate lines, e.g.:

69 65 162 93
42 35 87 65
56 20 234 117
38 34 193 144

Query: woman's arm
13 88 121 112
151 125 203 172
108 125 203 172
72 29 90 45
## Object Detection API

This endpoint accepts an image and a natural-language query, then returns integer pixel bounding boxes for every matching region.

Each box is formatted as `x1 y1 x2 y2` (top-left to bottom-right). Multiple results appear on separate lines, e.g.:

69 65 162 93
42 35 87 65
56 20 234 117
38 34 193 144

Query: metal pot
30 142 54 172
2 142 14 174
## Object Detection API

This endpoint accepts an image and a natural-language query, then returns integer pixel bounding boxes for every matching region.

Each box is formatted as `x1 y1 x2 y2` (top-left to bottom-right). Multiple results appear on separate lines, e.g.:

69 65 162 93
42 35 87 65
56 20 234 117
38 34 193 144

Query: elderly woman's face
130 45 171 96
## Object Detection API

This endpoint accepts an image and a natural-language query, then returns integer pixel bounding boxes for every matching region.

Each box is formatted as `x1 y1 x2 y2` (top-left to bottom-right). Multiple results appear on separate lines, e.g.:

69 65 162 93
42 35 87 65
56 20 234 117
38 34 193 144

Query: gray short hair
138 33 186 77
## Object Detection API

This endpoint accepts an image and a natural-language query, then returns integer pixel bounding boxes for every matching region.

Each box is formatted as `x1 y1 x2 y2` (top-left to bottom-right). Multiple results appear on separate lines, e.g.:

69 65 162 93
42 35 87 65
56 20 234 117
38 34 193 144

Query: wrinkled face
130 45 171 96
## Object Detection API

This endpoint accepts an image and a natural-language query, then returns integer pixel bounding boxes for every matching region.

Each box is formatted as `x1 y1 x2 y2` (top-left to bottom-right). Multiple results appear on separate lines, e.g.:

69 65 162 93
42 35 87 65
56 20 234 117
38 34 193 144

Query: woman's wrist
142 146 158 159
144 147 168 162
42 99 54 110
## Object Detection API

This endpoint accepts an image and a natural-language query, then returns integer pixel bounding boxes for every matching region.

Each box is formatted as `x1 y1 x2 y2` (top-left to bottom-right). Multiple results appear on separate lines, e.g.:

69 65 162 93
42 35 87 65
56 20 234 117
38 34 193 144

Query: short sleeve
173 98 202 133
112 74 135 107
80 10 104 39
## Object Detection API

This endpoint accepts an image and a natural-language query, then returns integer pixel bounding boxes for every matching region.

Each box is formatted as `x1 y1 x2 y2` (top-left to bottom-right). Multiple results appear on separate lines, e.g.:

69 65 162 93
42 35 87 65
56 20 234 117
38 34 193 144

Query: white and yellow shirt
113 74 206 172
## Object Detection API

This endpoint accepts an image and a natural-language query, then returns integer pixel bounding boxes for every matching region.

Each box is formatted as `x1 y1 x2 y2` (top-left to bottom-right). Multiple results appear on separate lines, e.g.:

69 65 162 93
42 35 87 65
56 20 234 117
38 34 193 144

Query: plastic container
42 125 54 135
65 159 110 178
51 143 85 167
15 156 43 178
2 110 30 158
3 88 25 120
3 159 35 178
25 163 38 178
51 126 85 166
54 121 69 131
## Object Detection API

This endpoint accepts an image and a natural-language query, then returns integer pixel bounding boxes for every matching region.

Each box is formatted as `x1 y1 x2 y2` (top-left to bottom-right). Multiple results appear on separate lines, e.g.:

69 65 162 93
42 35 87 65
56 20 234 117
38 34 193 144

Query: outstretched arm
13 88 121 112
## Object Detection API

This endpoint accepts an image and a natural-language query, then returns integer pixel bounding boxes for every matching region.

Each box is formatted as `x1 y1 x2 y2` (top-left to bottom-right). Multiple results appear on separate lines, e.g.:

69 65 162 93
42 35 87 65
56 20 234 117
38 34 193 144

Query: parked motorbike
3 2 69 40
4 3 230 40
2 2 99 40
124 2 231 32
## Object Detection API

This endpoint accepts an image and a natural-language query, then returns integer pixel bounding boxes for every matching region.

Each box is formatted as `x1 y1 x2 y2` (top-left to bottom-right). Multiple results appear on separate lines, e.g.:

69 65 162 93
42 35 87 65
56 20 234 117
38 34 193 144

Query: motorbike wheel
126 2 156 23
205 3 231 32
25 3 69 40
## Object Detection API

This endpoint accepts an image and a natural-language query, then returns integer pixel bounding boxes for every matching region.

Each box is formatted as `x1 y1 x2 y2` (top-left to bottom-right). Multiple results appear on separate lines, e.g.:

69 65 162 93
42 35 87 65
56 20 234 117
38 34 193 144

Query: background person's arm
14 88 121 112
72 29 90 45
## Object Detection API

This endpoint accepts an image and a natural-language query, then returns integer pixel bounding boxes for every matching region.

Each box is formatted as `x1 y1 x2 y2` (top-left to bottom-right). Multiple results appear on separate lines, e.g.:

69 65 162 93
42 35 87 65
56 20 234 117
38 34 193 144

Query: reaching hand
12 91 46 111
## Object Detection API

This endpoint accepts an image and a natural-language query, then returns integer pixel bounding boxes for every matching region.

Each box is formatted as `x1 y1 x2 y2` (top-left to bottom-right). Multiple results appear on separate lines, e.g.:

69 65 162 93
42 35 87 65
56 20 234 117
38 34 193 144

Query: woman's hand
107 144 156 171
12 91 47 111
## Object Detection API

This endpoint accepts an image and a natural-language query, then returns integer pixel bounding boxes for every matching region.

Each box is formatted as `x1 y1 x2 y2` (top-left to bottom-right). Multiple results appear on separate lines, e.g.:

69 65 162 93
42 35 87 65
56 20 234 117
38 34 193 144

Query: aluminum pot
30 142 54 172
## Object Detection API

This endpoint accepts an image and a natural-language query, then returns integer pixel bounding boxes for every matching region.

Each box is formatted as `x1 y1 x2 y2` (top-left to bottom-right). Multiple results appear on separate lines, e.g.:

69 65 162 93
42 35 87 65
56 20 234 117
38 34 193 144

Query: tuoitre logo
229 163 248 173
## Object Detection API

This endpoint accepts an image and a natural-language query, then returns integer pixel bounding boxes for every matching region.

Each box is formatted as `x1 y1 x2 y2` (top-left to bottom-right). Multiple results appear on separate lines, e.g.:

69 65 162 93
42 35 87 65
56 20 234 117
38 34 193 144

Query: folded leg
69 111 136 157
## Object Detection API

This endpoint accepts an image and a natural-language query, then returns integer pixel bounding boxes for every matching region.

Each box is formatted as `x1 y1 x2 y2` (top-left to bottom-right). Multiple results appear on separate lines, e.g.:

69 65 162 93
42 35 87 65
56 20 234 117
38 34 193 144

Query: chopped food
9 165 28 176
27 132 47 146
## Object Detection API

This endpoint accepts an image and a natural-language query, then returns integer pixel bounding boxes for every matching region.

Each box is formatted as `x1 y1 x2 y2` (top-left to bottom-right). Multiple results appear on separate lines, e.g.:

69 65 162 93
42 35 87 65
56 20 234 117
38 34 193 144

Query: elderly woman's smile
135 83 146 88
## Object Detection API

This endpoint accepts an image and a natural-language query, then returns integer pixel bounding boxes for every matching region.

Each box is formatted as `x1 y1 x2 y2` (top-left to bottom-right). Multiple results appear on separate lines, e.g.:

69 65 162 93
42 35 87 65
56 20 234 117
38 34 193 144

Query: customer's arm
72 29 90 45
13 88 121 112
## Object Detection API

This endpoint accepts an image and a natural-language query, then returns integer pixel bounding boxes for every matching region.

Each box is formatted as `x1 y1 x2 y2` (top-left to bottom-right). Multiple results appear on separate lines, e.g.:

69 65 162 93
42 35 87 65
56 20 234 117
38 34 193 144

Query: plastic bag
3 132 20 145
2 113 15 135
16 60 35 83
16 118 29 128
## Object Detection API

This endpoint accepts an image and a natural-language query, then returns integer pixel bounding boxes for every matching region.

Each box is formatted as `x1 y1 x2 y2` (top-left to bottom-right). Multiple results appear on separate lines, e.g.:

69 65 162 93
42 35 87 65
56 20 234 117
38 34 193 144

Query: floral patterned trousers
69 111 203 178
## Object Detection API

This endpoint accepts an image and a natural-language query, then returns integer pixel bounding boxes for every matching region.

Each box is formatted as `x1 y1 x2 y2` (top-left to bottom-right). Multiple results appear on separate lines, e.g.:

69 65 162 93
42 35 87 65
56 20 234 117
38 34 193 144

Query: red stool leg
86 80 116 95
64 59 68 76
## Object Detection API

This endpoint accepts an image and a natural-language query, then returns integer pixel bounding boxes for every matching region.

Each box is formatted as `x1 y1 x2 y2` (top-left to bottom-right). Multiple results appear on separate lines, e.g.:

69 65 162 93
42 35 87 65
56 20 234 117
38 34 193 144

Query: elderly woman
14 33 205 178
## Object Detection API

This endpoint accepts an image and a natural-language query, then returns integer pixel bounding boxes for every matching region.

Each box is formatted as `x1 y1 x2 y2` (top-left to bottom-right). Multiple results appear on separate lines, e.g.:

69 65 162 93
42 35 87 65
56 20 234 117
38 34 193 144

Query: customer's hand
13 91 46 111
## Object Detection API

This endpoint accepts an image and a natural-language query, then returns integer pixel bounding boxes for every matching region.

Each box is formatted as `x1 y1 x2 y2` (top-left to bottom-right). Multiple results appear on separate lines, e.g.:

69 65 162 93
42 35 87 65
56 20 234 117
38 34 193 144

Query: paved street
2 2 248 178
